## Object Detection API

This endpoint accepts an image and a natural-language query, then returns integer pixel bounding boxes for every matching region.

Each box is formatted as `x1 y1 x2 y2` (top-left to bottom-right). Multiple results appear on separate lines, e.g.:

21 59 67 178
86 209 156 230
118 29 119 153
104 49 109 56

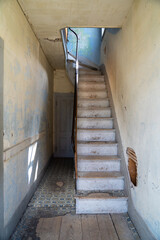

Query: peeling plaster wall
101 0 160 239
0 38 4 239
0 0 53 238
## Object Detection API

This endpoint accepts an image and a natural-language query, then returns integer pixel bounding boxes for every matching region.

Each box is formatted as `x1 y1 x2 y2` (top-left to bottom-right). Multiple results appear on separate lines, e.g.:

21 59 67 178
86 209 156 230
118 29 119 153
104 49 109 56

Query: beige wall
53 69 74 93
0 0 53 238
101 0 160 239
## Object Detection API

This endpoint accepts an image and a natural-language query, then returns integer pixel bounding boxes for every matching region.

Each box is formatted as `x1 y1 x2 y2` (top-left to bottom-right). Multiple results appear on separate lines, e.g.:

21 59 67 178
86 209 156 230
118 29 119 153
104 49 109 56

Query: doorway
54 93 74 158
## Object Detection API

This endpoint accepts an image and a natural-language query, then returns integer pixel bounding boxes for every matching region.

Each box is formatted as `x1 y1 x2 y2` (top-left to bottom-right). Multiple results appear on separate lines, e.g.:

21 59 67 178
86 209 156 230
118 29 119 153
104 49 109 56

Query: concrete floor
11 158 140 240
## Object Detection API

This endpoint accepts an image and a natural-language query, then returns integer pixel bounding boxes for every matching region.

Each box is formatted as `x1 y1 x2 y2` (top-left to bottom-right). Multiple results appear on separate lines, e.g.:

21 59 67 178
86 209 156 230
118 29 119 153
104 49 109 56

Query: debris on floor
11 158 75 239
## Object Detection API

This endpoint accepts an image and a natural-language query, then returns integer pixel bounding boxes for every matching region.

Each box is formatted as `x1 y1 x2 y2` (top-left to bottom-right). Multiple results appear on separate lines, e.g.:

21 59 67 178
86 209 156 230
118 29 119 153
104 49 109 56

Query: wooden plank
59 214 82 240
36 216 62 240
97 215 119 240
36 218 44 233
81 215 101 240
81 215 91 240
111 214 135 240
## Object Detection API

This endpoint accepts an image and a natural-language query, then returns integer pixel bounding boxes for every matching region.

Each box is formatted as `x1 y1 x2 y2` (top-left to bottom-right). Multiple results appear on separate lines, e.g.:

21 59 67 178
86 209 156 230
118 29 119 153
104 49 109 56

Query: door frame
54 92 74 158
0 37 4 239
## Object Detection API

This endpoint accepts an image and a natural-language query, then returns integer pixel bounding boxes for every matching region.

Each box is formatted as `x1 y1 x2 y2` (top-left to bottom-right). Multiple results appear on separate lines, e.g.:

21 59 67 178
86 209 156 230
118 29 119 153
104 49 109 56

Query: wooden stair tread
77 141 117 144
79 81 105 84
78 98 109 101
77 128 115 131
78 107 111 110
78 89 106 92
78 155 120 161
78 171 124 178
75 190 127 199
77 117 113 119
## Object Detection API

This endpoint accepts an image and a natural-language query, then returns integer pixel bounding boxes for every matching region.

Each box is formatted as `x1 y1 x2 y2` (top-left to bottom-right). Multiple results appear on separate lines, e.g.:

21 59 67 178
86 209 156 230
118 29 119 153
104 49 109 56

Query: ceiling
18 0 134 69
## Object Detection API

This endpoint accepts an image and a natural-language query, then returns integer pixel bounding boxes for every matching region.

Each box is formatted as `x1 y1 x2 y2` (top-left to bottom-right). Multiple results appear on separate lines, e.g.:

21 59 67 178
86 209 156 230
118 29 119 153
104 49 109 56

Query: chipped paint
0 0 53 238
18 0 134 69
101 0 160 238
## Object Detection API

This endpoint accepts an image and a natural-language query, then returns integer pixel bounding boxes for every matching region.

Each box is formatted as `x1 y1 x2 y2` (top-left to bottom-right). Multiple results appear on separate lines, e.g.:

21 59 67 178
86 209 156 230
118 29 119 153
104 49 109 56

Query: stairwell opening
127 147 138 186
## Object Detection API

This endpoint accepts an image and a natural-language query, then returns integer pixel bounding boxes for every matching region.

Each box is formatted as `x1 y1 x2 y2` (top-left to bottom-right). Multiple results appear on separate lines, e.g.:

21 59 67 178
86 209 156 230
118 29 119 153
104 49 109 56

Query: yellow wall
101 0 160 239
0 0 53 238
54 69 74 93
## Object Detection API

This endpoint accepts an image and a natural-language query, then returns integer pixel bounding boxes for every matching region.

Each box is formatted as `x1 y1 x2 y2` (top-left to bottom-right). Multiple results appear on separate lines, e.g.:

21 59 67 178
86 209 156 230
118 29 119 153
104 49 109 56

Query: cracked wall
0 0 53 238
101 0 160 239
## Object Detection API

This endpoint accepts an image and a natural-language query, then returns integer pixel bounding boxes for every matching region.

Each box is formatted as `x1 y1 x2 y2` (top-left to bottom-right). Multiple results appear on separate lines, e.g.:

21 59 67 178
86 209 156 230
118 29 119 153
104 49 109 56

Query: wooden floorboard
81 215 101 240
111 214 136 240
97 215 119 240
36 214 139 240
59 215 82 240
36 216 62 240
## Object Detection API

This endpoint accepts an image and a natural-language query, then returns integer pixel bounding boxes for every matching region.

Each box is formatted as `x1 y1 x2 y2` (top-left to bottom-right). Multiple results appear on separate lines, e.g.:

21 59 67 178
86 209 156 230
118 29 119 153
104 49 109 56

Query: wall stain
13 59 21 75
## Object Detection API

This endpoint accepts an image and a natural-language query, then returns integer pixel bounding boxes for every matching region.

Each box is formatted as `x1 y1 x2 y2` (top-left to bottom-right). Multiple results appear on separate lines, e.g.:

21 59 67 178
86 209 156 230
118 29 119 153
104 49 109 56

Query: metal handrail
69 28 79 181
69 28 79 86
60 28 68 62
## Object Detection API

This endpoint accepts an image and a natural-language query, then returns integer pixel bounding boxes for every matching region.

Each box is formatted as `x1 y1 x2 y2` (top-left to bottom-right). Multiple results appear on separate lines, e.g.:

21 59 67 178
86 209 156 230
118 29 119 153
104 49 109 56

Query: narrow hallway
1 1 160 239
11 158 140 240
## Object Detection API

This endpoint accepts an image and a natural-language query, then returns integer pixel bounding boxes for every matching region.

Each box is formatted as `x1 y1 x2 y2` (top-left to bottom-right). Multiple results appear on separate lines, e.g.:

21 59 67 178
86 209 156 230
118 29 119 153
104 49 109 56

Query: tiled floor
11 158 76 239
11 158 140 240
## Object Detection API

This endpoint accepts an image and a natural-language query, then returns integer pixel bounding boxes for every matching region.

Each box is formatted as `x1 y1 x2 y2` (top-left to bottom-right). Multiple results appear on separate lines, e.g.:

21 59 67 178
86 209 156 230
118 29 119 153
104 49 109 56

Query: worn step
77 171 124 191
79 70 101 76
77 117 113 129
76 191 128 214
79 76 104 82
78 81 106 90
77 155 120 172
78 90 107 99
78 98 110 108
77 129 115 142
77 141 118 156
77 107 111 118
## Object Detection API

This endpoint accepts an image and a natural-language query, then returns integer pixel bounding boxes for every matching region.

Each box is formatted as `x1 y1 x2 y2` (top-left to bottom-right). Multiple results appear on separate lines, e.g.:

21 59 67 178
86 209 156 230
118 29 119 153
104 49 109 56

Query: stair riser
78 91 107 99
77 109 111 118
76 198 128 214
78 83 106 90
78 99 109 108
77 160 120 172
77 130 115 141
77 118 113 129
77 178 124 191
77 144 118 156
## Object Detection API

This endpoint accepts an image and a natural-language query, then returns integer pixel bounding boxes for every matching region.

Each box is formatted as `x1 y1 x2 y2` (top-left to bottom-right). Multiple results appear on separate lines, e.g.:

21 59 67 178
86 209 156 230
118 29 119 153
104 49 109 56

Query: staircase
75 69 128 214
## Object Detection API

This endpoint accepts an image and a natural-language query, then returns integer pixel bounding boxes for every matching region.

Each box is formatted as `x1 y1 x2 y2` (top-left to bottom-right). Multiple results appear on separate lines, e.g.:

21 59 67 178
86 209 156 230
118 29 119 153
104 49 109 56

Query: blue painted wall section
67 28 101 66
0 1 53 239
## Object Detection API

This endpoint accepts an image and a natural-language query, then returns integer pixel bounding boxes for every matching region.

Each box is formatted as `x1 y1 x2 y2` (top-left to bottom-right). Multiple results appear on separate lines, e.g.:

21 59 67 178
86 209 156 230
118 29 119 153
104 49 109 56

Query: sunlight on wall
34 162 39 182
28 142 37 184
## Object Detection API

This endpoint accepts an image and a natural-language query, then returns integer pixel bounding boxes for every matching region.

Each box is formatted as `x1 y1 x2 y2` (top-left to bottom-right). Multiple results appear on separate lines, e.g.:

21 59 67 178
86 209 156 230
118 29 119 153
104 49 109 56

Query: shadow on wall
106 28 121 35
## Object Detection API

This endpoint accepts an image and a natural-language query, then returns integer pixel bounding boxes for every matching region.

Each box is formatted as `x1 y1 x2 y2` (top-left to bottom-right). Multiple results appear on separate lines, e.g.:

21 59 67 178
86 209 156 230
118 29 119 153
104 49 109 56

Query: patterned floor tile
11 158 75 239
